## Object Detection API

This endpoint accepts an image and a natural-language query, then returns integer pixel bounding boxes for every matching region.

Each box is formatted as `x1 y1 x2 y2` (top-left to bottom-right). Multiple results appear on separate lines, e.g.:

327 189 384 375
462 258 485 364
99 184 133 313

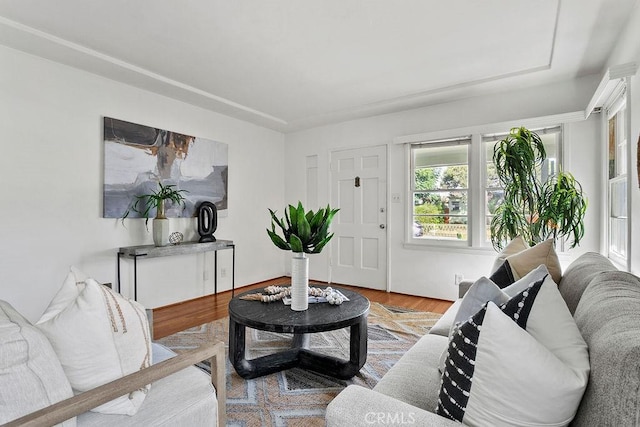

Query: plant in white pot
123 182 188 246
267 202 339 311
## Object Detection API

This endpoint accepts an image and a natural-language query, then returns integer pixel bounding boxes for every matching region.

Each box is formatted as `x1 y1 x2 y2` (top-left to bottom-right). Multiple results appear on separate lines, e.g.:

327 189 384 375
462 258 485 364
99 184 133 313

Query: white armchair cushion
0 300 76 426
36 268 152 415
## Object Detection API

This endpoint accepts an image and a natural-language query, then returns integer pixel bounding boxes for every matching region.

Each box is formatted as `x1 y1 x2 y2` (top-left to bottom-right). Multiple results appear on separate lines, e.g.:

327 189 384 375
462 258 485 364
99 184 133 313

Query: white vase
291 252 309 311
153 218 170 246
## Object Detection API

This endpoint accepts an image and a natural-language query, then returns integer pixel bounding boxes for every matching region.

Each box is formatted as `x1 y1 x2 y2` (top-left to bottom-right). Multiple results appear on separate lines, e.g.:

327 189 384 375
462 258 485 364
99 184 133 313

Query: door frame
328 143 390 292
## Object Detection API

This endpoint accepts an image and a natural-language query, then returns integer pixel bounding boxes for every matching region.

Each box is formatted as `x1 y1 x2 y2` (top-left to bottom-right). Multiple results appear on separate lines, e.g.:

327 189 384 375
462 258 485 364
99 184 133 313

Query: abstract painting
103 117 228 218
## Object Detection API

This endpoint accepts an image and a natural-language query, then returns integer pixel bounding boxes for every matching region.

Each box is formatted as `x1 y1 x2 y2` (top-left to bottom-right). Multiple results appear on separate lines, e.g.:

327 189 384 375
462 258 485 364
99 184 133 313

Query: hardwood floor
151 277 453 340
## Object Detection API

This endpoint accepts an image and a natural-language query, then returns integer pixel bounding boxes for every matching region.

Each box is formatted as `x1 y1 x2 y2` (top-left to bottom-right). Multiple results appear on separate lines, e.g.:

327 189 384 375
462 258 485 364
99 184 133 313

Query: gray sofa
0 300 226 427
326 252 640 426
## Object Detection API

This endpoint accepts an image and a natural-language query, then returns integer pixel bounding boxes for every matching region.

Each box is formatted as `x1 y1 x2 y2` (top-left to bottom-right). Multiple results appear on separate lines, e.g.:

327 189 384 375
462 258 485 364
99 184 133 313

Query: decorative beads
239 285 346 305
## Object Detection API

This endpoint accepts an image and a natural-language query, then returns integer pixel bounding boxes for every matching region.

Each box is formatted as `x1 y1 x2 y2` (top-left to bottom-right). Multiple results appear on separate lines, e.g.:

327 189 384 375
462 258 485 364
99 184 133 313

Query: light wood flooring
151 277 453 340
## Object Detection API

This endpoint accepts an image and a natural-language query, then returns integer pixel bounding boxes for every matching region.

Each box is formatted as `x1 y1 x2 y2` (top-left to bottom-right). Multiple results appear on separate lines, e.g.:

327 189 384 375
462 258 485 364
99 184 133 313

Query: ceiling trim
0 16 288 127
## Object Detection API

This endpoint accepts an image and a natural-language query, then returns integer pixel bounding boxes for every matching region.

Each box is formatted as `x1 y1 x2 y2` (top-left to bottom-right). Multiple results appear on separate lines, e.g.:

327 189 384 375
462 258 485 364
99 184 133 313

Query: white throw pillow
437 276 589 426
36 270 152 415
0 300 76 426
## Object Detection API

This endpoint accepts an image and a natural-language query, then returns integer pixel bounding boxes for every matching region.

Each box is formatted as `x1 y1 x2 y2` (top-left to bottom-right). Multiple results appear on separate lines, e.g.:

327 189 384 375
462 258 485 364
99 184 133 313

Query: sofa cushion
437 275 589 426
36 269 152 415
373 333 448 413
558 252 618 315
0 300 76 426
572 271 640 426
490 238 561 287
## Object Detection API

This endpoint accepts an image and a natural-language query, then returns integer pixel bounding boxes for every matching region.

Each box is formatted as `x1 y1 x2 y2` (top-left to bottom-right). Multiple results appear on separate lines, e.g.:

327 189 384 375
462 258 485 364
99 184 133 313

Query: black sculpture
197 201 217 243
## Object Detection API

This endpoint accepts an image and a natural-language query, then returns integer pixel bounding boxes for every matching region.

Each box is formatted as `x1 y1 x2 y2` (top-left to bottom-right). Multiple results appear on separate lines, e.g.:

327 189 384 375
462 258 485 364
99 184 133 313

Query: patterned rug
157 302 441 427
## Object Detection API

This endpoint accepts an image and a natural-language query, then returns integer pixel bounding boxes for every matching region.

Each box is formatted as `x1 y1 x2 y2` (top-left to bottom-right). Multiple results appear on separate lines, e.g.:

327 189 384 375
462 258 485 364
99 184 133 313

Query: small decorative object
239 286 346 305
324 287 345 305
197 201 217 243
122 182 188 247
169 232 183 245
267 202 339 311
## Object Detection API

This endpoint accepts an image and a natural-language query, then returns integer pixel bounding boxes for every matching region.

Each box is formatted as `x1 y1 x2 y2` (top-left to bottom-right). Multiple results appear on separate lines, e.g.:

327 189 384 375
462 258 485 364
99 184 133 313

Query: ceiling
0 0 636 132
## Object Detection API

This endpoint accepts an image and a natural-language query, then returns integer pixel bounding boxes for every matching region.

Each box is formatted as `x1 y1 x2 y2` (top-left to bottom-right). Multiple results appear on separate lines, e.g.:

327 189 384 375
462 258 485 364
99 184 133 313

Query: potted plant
490 127 587 250
123 182 188 246
267 202 339 311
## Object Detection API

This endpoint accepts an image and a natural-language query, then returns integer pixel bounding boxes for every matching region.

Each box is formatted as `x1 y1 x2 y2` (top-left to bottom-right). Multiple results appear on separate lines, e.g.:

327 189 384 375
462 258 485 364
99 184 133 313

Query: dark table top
228 287 370 334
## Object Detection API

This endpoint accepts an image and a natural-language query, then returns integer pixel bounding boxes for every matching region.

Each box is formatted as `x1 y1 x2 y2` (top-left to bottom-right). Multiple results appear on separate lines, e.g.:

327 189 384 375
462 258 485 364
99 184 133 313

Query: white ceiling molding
0 16 289 129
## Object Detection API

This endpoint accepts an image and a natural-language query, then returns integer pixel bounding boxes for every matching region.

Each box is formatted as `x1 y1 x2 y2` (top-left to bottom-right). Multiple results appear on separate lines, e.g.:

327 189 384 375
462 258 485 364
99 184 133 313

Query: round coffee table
228 287 370 380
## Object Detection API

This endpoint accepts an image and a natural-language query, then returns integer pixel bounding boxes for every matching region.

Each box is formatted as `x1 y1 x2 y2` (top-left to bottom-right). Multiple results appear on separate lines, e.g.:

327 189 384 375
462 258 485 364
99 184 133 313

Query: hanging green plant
490 127 587 250
267 202 339 254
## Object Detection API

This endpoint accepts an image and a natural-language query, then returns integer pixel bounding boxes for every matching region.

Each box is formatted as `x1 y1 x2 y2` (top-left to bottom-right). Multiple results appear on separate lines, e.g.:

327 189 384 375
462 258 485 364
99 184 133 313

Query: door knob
379 224 385 229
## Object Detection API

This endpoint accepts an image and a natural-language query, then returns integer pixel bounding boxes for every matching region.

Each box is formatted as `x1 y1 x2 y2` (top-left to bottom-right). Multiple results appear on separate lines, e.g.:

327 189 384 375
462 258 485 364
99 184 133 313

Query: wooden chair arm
1 341 226 427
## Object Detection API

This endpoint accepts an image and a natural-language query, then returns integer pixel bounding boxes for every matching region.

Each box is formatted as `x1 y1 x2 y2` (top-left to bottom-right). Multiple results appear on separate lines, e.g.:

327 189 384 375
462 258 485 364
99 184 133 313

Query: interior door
330 145 387 290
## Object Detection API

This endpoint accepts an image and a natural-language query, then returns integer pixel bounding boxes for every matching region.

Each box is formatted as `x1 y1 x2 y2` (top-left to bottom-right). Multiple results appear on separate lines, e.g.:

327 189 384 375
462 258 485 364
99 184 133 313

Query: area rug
157 302 441 427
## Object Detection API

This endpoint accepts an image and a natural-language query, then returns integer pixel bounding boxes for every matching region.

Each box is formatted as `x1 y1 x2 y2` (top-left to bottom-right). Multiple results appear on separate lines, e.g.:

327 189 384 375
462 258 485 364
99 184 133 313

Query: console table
117 240 235 301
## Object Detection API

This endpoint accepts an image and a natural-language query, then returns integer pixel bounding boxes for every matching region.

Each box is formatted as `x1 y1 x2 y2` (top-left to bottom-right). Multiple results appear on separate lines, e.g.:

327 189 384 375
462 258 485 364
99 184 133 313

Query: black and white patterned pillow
435 275 590 426
437 278 544 420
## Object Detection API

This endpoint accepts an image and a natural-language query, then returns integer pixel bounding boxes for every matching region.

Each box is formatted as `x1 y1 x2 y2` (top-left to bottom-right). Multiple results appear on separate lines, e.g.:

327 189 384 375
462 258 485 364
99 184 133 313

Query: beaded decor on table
239 285 346 305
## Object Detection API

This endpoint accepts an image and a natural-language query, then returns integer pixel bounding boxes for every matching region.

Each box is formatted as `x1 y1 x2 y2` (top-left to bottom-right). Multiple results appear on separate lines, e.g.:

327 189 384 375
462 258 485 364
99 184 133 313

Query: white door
330 145 387 290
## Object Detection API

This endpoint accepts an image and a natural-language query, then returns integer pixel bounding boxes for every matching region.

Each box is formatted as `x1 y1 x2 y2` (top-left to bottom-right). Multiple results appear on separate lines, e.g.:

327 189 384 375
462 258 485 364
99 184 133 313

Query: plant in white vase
267 202 339 311
123 182 188 246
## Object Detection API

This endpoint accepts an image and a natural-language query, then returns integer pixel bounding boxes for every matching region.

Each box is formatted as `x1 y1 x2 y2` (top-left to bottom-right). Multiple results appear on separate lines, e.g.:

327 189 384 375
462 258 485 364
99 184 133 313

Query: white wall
0 45 286 322
285 78 602 301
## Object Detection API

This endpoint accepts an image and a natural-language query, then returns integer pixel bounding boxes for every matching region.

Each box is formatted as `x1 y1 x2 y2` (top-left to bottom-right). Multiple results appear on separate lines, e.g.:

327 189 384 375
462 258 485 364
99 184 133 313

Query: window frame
603 82 630 268
403 124 565 251
409 136 472 246
481 126 563 247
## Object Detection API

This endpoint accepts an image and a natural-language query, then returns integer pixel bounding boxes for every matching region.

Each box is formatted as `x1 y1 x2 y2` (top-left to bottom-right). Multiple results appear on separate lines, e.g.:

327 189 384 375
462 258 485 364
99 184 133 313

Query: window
606 87 628 264
411 138 470 242
482 127 561 243
408 126 563 248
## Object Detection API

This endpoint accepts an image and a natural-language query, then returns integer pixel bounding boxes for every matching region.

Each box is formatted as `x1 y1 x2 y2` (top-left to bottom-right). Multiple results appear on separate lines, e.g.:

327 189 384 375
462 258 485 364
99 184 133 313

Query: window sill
403 241 497 255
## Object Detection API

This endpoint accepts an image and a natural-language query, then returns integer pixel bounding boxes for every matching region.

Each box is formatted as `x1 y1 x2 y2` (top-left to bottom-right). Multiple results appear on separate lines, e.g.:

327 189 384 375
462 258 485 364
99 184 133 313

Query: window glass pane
415 217 468 240
482 128 560 244
414 193 468 216
411 141 469 242
441 165 468 189
414 168 442 191
485 216 493 242
610 217 627 257
486 189 503 215
610 179 627 218
608 115 617 179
